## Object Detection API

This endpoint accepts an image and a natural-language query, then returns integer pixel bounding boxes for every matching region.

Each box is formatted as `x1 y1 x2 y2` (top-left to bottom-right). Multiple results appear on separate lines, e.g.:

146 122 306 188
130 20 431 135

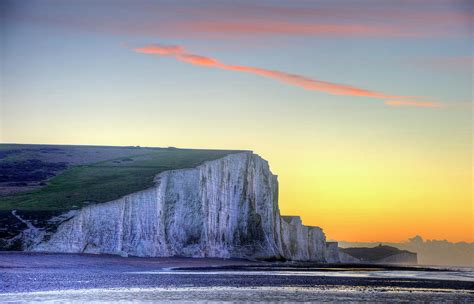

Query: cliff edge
21 152 332 261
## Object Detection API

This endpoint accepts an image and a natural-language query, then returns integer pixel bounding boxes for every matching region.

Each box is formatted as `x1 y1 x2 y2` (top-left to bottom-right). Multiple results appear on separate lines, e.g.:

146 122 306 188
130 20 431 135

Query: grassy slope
0 148 240 211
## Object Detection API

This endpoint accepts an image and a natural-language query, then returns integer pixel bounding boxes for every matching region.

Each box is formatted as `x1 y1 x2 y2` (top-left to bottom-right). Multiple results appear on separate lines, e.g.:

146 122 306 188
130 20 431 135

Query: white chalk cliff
31 152 331 261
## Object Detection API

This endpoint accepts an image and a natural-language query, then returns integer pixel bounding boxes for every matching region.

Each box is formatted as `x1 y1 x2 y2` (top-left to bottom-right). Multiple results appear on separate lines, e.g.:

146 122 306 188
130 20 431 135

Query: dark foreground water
1 252 473 303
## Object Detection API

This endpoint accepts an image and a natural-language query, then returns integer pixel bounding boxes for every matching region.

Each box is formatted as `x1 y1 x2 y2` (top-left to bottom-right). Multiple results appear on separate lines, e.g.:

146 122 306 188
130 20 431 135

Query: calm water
2 269 473 303
2 285 473 303
131 267 474 281
1 253 473 303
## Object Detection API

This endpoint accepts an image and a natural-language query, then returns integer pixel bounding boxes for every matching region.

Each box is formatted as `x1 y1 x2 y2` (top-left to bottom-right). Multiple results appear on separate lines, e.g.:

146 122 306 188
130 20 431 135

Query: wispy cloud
6 1 471 39
384 100 443 108
134 44 436 107
154 3 473 39
170 21 420 38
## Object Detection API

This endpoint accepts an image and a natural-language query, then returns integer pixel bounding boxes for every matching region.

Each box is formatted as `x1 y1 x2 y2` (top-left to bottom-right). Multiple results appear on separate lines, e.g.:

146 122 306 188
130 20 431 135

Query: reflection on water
2 266 473 302
2 286 474 303
129 268 474 282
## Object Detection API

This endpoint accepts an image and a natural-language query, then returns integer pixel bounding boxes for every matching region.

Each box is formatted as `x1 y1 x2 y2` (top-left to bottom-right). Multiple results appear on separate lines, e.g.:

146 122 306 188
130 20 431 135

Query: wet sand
1 252 473 302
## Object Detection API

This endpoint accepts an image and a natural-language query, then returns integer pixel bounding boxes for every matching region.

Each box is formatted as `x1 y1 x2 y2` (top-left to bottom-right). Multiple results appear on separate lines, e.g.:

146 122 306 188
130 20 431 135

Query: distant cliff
339 245 417 265
13 152 333 262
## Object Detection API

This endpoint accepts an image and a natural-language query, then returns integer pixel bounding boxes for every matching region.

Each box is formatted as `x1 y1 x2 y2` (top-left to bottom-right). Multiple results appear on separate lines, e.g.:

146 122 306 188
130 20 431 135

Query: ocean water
1 285 473 303
1 253 473 303
2 268 473 303
130 267 474 282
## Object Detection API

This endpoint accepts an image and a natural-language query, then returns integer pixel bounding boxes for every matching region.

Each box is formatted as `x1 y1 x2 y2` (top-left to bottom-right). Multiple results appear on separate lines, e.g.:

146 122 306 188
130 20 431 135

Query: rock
339 250 361 263
339 245 417 264
325 242 341 263
280 216 327 261
30 152 331 262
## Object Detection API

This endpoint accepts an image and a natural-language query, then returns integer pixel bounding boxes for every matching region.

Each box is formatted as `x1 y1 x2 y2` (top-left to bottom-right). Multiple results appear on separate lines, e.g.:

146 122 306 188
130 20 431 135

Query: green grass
0 149 240 211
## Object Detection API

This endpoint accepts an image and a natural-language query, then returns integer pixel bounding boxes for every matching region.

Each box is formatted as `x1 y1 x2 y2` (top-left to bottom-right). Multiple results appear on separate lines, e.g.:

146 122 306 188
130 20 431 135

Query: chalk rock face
338 251 361 263
31 152 328 261
280 216 326 261
325 242 341 263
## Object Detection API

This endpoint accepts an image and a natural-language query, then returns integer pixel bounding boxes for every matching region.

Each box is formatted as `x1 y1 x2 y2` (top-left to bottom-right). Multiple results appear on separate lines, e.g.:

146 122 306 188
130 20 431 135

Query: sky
1 0 472 242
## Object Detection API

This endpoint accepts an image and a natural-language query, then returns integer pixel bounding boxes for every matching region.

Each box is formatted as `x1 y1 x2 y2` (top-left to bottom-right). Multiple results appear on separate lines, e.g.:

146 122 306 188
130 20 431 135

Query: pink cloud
384 100 444 108
176 54 220 66
175 4 472 25
134 45 184 55
158 3 473 38
133 44 437 107
170 21 419 38
9 3 471 39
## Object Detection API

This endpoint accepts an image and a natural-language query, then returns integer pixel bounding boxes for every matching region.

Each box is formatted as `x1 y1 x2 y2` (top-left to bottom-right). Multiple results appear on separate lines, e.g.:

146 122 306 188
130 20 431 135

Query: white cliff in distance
31 152 332 262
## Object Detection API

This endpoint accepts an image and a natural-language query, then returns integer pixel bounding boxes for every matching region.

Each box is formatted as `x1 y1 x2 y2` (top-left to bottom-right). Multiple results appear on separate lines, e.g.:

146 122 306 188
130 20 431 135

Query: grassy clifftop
0 145 240 211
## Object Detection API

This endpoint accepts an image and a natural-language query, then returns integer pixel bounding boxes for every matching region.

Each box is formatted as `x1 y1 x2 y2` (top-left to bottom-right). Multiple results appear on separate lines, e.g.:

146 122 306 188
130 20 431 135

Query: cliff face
325 242 340 263
280 216 326 261
28 152 330 261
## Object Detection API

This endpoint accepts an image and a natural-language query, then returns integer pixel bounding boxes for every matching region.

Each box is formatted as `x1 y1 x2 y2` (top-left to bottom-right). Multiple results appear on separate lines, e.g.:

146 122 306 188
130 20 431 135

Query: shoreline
0 251 457 271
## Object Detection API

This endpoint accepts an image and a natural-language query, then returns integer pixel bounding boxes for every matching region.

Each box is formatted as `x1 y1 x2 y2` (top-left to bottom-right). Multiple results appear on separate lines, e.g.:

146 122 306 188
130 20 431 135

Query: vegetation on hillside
0 147 239 211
